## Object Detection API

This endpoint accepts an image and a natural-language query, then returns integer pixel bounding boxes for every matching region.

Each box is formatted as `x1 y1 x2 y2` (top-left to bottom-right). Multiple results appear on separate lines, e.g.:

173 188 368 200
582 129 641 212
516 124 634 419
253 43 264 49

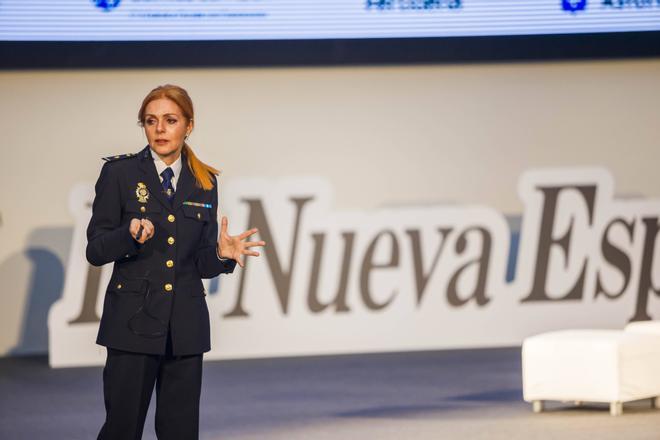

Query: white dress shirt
150 148 182 190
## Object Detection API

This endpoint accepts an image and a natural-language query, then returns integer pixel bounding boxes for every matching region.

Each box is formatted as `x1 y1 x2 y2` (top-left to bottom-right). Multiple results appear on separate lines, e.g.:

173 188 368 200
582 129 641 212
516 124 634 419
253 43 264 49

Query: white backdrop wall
1 59 659 358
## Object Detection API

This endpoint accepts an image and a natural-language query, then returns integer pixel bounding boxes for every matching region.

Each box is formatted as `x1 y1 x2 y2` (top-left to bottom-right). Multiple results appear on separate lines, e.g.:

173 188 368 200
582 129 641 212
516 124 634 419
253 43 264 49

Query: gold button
117 284 122 289
164 283 173 292
197 213 201 219
168 214 175 223
166 260 174 268
167 236 175 245
140 206 146 213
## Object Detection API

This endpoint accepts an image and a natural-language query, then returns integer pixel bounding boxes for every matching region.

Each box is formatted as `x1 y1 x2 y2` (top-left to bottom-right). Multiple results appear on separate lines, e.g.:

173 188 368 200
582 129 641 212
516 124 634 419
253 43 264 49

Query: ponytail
183 143 219 191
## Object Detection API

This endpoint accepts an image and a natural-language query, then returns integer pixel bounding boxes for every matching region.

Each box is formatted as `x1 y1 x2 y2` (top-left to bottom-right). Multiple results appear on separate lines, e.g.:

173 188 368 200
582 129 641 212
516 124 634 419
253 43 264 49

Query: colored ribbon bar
183 201 212 209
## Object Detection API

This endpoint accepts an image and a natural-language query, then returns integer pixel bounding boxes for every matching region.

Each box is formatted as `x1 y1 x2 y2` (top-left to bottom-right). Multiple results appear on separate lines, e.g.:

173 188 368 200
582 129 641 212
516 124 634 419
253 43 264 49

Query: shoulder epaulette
102 152 137 162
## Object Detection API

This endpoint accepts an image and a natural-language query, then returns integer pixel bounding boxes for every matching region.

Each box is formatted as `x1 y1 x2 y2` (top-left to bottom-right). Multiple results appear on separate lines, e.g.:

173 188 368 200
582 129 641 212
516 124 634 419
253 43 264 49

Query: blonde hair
138 84 219 190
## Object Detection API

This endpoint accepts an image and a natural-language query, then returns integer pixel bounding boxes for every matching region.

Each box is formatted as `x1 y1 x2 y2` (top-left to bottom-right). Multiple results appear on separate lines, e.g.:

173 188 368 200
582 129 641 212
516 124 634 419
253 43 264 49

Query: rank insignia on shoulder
102 152 136 162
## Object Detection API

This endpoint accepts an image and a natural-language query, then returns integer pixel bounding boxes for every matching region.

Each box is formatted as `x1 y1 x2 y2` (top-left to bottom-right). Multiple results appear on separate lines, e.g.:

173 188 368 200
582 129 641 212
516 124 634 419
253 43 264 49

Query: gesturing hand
217 216 266 268
130 218 155 244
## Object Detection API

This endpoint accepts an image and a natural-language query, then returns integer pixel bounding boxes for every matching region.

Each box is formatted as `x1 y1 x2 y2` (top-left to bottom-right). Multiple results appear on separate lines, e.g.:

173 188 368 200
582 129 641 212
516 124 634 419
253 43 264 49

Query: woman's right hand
129 218 155 244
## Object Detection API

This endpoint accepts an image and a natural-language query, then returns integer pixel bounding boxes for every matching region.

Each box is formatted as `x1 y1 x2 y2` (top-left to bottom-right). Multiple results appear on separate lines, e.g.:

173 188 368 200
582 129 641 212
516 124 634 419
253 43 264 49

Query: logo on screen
92 0 121 11
562 0 587 12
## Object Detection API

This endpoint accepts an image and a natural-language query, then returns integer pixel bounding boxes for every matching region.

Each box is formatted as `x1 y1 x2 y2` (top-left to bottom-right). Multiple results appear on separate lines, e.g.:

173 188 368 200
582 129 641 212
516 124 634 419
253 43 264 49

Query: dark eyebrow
144 113 181 118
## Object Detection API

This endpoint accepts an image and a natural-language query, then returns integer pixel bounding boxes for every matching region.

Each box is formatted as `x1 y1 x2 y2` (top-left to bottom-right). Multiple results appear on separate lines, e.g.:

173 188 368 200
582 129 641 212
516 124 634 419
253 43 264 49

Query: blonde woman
87 84 265 439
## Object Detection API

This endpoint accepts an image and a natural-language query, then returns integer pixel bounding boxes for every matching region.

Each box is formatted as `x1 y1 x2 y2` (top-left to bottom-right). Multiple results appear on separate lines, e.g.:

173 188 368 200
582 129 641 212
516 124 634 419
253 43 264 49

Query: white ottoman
522 329 660 415
625 320 660 336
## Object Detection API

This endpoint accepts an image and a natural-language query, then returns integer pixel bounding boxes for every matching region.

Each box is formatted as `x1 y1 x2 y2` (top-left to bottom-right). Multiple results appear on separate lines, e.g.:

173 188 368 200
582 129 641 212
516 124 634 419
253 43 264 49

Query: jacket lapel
137 145 172 211
172 157 196 212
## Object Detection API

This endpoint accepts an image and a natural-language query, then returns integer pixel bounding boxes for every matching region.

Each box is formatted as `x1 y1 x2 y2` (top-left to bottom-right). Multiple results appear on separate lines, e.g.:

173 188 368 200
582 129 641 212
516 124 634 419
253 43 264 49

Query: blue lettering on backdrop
92 0 121 12
366 0 462 10
562 0 588 12
602 0 660 9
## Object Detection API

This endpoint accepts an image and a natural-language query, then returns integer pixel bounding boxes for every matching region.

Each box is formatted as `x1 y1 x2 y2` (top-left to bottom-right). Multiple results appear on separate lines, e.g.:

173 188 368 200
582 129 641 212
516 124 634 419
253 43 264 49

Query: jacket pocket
182 205 211 223
108 277 147 296
125 199 162 214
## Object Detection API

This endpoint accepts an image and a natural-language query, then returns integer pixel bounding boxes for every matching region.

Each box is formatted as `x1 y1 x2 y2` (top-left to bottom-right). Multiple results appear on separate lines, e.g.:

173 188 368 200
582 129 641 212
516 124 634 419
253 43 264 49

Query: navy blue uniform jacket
86 146 236 356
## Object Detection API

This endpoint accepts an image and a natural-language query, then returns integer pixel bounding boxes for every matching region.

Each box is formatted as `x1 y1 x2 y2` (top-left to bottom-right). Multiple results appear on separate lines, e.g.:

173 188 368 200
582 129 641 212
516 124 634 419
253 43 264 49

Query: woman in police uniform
86 84 265 440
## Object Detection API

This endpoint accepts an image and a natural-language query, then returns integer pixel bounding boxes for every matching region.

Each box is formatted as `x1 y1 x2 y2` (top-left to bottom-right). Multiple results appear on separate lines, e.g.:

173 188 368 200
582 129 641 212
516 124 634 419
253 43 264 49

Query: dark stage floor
1 347 658 439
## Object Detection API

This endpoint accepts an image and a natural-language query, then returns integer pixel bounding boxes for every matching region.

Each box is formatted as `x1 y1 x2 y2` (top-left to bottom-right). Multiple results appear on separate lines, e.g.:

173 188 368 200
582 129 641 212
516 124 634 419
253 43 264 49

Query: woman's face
143 98 193 163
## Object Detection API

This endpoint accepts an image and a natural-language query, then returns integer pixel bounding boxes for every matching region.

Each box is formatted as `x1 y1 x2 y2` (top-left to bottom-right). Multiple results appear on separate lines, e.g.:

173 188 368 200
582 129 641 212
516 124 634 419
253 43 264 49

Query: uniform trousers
97 333 203 440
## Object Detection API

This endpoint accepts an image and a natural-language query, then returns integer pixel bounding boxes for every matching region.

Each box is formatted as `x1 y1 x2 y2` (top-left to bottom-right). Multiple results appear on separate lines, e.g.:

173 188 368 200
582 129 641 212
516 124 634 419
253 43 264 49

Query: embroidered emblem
136 182 150 203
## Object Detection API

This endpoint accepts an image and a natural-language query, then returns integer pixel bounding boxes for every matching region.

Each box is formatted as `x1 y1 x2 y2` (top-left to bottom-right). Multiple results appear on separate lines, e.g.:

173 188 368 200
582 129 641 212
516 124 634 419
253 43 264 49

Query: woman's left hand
217 216 266 268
